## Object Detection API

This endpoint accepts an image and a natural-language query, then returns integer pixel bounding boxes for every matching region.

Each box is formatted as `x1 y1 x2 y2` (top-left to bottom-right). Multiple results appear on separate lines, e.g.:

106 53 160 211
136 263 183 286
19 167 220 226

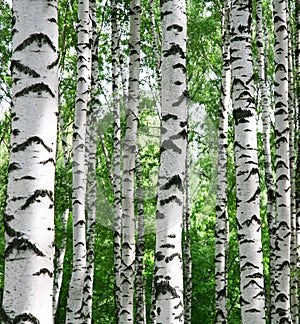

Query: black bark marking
39 158 56 166
240 262 259 271
162 114 178 121
165 252 181 263
173 63 186 73
167 24 183 32
15 82 55 98
172 91 188 107
32 268 53 277
74 220 85 227
155 280 179 299
5 237 45 257
233 108 253 125
12 136 52 153
160 195 182 206
246 187 260 203
160 244 175 249
242 215 261 227
155 251 164 261
15 33 57 52
161 174 183 191
13 313 41 323
47 55 59 69
161 140 182 154
163 44 185 59
20 189 53 210
8 162 20 172
11 60 40 78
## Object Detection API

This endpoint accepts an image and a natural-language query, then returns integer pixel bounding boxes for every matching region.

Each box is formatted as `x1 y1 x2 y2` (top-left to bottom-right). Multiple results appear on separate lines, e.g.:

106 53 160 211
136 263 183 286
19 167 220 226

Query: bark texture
2 1 59 322
215 1 230 323
231 1 266 322
273 0 291 322
153 0 187 322
66 0 91 322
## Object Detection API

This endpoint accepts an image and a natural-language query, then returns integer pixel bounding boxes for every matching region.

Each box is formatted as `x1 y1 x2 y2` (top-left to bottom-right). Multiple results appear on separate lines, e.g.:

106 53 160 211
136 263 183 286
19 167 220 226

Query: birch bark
2 1 59 322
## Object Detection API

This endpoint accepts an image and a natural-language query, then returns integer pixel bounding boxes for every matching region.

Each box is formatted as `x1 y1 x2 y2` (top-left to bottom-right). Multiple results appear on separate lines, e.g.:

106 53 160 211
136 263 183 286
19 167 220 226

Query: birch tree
153 0 187 322
111 0 122 319
66 0 91 322
1 0 59 322
256 0 276 320
231 0 266 322
119 0 141 322
215 0 230 322
83 0 98 321
273 0 291 321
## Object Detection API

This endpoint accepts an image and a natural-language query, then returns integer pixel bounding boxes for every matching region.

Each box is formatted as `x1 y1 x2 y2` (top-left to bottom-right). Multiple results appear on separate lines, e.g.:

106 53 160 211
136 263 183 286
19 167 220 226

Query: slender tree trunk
111 1 122 321
66 0 91 322
184 142 192 324
273 0 291 322
83 0 98 322
153 0 187 322
53 208 69 320
135 154 146 324
119 0 141 322
215 1 230 323
288 25 298 323
231 1 266 322
256 0 276 321
1 1 59 322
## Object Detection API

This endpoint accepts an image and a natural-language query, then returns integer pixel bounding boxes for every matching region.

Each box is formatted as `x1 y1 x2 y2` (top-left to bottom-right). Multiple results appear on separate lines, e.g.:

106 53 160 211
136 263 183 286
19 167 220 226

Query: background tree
231 0 266 322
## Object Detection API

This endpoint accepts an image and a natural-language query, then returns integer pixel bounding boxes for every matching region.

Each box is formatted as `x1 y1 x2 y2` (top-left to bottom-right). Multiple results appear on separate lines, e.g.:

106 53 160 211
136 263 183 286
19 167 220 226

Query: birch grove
0 0 299 323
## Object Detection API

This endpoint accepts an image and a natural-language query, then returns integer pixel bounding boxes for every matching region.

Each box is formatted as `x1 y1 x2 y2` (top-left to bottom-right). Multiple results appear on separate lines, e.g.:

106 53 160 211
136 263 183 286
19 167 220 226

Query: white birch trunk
215 1 230 323
119 0 141 322
66 0 91 322
111 0 122 321
256 0 276 320
135 154 146 324
153 0 187 322
273 0 291 322
1 0 58 322
53 208 69 320
83 0 98 321
231 1 266 322
184 143 192 324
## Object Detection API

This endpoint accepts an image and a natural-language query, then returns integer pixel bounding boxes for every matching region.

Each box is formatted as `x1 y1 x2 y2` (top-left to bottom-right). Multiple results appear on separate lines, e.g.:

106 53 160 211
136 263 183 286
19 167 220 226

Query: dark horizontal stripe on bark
165 252 181 263
167 24 183 32
12 136 53 153
39 158 56 166
160 140 182 154
14 33 57 52
5 237 45 257
163 44 185 59
8 162 20 173
161 10 172 18
47 56 59 69
14 82 55 98
32 268 53 277
155 279 179 299
240 261 259 271
243 279 263 290
160 194 182 206
161 174 183 191
11 60 40 78
246 187 260 203
242 214 261 227
20 189 53 210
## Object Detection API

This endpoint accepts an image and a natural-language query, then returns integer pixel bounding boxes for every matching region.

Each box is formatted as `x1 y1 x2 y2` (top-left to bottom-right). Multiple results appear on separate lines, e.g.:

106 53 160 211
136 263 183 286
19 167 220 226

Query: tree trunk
1 1 58 322
153 0 187 322
273 0 291 322
256 0 276 320
135 154 146 324
83 0 98 322
119 0 141 322
111 1 122 321
66 0 91 322
184 143 192 324
231 1 266 322
215 1 230 323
